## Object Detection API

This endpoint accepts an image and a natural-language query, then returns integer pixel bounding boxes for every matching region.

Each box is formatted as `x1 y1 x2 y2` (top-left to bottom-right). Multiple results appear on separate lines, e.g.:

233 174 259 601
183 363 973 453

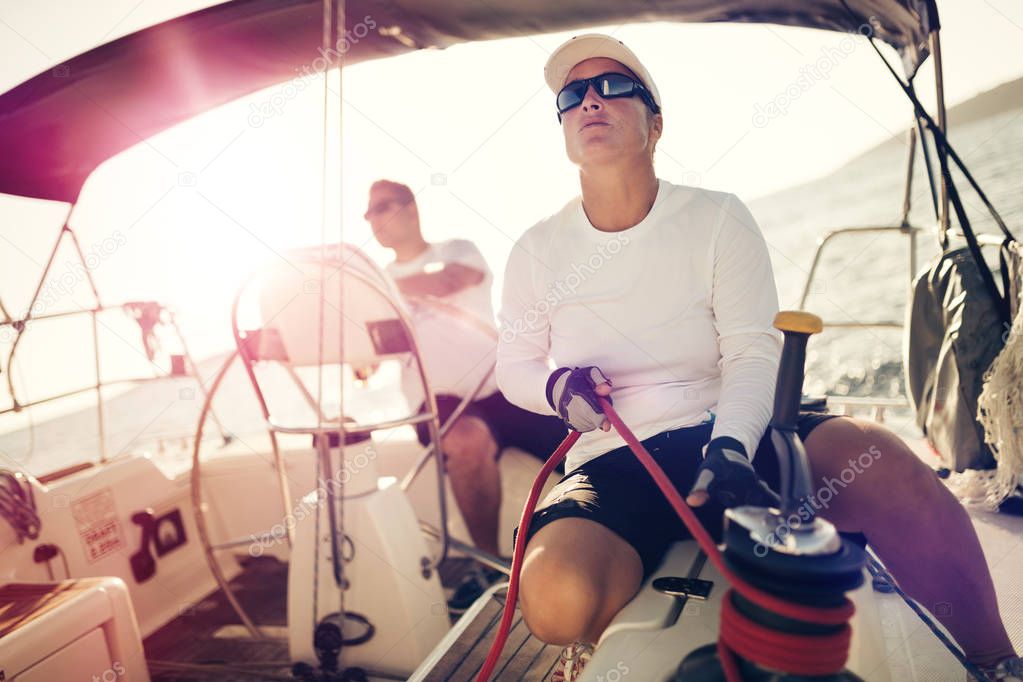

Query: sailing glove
546 366 611 433
687 437 779 509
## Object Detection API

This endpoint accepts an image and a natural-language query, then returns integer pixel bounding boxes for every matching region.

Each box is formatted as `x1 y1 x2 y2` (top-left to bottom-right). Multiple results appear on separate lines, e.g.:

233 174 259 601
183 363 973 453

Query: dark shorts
522 411 843 577
416 391 569 462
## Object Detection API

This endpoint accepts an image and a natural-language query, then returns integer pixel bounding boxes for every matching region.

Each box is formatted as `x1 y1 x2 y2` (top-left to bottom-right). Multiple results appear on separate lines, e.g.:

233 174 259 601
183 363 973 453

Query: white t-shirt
496 179 782 472
387 239 499 404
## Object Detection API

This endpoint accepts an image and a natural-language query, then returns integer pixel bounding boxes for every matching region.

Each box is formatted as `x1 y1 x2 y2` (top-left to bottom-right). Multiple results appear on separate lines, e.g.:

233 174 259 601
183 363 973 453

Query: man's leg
519 518 644 645
803 416 1016 666
442 415 502 555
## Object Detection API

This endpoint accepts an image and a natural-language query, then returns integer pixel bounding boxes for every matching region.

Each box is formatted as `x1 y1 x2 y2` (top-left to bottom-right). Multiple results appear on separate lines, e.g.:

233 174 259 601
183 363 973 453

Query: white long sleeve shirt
387 239 499 404
496 179 782 472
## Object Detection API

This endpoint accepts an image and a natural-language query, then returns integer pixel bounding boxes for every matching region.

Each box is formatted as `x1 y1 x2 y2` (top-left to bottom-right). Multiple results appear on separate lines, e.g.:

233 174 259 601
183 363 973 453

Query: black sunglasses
364 198 402 219
556 72 660 122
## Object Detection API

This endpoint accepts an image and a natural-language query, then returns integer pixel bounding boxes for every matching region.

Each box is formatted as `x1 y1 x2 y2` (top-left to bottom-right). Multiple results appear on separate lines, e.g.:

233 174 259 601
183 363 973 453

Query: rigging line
335 0 348 631
908 82 1014 242
914 114 940 221
836 0 1014 243
0 294 12 322
865 554 991 682
940 138 1011 323
312 0 332 635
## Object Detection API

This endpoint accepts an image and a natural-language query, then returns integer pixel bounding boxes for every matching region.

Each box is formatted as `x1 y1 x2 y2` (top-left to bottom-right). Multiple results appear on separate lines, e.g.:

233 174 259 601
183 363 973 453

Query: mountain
755 76 1023 204
834 76 1023 178
943 76 1023 128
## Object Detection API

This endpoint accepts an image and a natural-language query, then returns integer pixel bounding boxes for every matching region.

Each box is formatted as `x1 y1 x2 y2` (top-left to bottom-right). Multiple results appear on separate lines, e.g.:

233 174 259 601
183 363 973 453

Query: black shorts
416 391 569 462
522 411 843 577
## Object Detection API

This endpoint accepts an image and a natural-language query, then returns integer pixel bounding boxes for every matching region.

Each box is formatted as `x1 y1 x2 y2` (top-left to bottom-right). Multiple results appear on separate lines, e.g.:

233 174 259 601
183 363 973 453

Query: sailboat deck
144 557 291 681
139 505 1023 681
143 556 502 681
416 591 563 682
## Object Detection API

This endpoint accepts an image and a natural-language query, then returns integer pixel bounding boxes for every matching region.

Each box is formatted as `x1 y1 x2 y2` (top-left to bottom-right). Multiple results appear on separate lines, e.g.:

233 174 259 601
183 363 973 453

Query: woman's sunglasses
556 72 660 122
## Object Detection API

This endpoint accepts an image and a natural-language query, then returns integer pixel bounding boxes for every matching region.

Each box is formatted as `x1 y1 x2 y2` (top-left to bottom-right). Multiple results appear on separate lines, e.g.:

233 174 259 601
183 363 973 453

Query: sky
1 0 1023 416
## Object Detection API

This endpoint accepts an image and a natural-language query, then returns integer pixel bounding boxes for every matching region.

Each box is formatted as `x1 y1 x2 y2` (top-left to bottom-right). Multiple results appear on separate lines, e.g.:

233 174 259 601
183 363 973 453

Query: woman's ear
651 112 664 139
648 112 664 157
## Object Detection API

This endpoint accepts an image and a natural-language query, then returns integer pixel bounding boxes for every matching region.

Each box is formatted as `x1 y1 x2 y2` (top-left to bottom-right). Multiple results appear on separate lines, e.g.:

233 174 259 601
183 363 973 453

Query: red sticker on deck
72 488 125 563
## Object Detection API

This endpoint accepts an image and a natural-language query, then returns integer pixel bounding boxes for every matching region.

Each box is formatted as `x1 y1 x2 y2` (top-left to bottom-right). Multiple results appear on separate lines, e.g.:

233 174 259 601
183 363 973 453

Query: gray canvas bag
905 246 1005 471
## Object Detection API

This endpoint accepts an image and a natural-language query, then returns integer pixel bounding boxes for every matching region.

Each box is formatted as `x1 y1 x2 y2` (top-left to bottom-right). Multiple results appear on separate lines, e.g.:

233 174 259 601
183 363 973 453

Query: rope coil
718 595 852 676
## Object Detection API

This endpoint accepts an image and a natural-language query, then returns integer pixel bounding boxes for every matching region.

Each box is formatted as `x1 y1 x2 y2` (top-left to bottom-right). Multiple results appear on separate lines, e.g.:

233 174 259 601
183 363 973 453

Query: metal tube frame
2 216 228 467
2 303 229 426
797 223 922 327
187 349 263 637
191 251 456 638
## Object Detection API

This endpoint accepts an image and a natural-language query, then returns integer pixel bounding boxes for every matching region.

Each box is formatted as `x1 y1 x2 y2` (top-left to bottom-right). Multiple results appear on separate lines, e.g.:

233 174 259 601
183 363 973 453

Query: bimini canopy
0 0 937 203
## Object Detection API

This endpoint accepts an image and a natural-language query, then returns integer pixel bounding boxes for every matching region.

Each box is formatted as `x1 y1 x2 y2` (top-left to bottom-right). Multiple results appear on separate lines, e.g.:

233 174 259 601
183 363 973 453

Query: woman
496 33 1019 682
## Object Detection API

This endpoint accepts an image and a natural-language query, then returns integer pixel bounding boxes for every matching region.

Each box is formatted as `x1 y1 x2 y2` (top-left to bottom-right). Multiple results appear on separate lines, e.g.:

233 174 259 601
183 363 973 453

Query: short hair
369 179 415 208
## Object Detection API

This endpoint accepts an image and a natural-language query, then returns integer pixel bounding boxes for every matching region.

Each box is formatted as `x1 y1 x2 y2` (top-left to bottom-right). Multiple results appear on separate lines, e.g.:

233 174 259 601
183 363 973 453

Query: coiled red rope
476 399 854 682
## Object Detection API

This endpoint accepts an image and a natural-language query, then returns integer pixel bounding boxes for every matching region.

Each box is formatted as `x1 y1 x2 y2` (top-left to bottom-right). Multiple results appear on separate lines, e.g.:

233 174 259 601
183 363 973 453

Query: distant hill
837 76 1023 173
755 75 1023 204
943 76 1023 128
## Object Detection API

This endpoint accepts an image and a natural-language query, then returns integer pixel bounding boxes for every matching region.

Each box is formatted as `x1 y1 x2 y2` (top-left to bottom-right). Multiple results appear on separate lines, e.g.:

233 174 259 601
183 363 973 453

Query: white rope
969 243 1023 509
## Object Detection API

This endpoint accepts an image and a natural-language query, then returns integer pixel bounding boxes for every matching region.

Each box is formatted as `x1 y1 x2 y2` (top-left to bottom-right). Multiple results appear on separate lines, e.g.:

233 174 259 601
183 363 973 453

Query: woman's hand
687 437 778 508
546 366 613 432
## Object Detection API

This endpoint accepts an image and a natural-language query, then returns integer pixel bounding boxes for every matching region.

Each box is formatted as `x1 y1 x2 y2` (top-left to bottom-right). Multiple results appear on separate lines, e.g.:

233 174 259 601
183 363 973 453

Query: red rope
475 430 580 681
719 595 852 675
476 401 854 681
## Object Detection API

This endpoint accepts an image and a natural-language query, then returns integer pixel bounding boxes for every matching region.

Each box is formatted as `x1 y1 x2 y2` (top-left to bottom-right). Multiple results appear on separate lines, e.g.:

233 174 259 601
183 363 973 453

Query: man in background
364 179 567 608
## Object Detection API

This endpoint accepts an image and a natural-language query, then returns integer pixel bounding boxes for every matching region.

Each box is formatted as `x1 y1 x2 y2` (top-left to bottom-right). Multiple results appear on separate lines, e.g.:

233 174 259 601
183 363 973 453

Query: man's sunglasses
364 198 403 220
556 72 660 122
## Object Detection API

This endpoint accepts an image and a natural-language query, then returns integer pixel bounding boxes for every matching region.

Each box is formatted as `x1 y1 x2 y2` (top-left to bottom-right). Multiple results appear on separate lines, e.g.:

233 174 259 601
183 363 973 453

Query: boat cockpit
1 2 1021 681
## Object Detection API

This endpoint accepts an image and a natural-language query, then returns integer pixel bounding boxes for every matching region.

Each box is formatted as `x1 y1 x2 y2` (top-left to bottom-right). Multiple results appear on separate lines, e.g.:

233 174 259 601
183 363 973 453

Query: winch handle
771 311 822 430
770 311 822 516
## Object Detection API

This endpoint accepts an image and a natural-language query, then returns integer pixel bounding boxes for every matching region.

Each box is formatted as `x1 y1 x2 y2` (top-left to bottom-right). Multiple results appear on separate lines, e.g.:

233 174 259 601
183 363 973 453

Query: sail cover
0 0 937 202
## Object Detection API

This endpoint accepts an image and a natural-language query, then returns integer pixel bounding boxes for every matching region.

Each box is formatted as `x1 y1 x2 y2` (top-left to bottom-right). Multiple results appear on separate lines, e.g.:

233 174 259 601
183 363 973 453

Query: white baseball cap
544 33 661 109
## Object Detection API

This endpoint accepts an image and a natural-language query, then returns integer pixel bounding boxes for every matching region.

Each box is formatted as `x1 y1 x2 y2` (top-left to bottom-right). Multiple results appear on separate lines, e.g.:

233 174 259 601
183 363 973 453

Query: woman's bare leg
804 416 1016 665
519 517 643 645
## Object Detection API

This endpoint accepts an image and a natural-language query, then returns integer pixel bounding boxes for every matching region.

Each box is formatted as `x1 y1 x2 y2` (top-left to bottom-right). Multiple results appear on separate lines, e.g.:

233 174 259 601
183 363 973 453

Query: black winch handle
769 311 823 517
770 311 822 432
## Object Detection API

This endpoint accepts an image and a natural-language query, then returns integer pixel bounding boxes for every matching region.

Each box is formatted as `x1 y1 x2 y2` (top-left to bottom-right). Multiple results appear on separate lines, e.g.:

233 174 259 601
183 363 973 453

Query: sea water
752 106 1023 399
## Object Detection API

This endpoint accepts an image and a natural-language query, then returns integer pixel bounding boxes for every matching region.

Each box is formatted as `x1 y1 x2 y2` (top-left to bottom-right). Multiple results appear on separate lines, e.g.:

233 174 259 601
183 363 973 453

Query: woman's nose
581 85 603 112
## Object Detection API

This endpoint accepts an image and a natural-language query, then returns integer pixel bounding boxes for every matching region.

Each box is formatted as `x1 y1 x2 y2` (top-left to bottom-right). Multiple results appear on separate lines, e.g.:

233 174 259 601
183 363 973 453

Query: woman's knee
804 417 939 522
519 542 603 644
517 517 644 644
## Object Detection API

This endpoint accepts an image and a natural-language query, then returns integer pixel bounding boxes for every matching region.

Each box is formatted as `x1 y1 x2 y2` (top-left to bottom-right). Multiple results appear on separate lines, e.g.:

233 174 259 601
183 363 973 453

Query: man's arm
394 262 484 298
